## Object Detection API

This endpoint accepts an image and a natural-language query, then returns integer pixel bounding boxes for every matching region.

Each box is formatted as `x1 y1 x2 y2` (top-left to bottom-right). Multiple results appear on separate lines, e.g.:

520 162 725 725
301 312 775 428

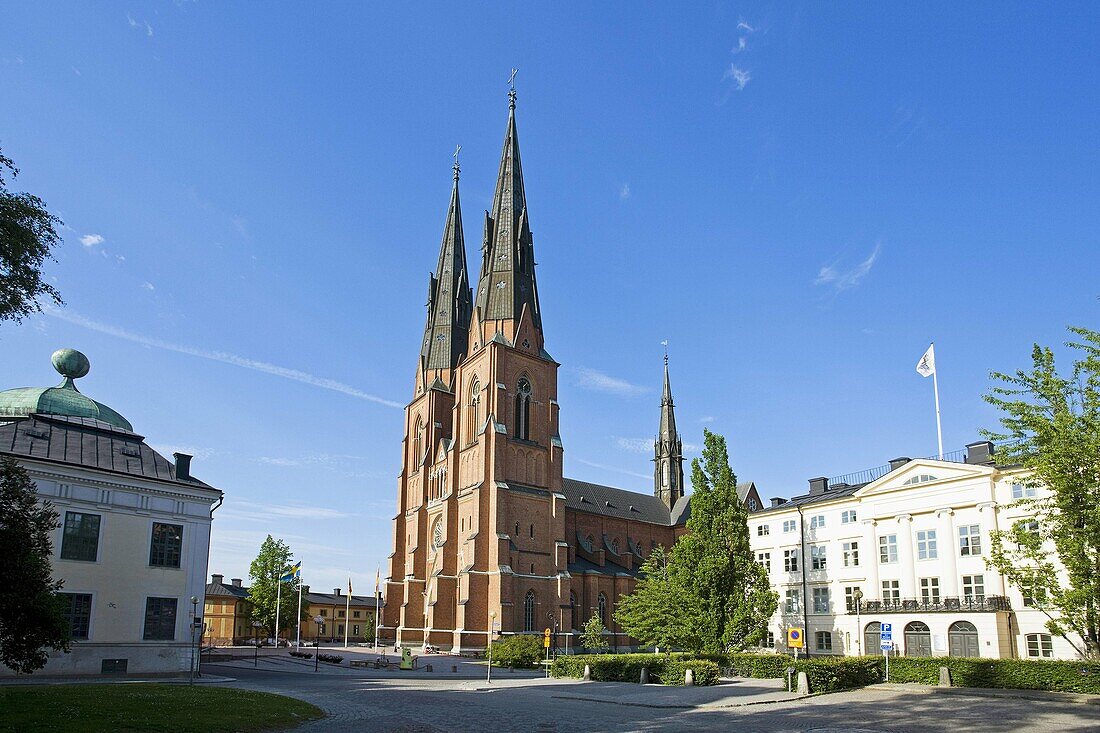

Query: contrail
45 308 404 409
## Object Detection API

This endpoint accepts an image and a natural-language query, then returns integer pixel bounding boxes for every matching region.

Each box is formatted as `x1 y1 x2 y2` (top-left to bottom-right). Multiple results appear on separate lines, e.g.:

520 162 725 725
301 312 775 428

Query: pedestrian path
550 676 800 709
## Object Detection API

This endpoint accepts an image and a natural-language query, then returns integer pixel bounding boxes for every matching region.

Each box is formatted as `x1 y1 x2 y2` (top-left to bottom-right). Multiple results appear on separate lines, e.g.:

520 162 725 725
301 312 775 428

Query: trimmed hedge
550 653 719 686
711 653 880 693
491 634 545 668
887 656 1100 694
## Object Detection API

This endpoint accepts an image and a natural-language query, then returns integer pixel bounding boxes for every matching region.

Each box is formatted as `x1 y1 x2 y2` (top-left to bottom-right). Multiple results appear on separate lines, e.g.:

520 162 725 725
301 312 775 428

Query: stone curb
864 683 1100 705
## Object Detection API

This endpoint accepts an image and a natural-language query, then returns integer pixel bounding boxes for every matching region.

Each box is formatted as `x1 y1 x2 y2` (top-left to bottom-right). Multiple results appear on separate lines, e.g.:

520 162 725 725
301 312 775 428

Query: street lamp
852 588 864 656
313 615 325 672
252 620 264 667
189 595 199 685
486 611 497 684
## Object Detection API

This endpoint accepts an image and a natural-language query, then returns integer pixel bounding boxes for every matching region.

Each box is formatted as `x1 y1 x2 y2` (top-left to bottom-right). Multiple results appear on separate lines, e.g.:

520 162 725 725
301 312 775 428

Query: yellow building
203 575 251 646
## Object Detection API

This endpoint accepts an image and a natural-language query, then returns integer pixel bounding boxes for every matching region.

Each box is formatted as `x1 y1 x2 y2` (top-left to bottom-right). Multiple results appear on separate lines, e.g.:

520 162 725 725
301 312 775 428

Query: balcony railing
849 595 1011 614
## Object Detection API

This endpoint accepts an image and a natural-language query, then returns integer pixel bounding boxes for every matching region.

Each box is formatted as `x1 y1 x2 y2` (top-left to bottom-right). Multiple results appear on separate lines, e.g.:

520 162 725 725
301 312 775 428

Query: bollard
640 667 649 685
685 669 695 687
796 671 810 695
426 664 433 672
508 665 515 673
452 665 458 673
938 666 952 687
583 664 592 681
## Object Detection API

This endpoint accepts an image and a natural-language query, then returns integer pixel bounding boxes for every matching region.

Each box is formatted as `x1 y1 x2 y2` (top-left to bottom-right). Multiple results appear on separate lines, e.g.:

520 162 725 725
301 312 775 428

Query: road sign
787 627 804 648
880 623 893 641
880 641 893 651
543 628 552 648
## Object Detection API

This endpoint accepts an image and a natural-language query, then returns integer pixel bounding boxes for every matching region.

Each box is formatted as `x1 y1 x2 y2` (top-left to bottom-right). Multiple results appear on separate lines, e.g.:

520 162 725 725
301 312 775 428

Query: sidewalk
864 682 1100 706
550 677 801 709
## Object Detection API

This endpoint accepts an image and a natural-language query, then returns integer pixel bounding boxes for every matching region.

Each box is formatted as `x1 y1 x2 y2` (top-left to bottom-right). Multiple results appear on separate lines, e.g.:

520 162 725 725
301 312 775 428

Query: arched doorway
864 622 881 654
949 621 979 657
904 621 932 657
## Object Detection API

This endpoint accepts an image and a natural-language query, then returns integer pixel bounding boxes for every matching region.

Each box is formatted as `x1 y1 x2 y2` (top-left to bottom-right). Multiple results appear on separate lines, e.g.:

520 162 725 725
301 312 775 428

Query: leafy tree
669 429 777 654
580 613 609 653
614 545 693 652
0 148 64 324
984 326 1100 657
246 535 303 637
0 457 70 673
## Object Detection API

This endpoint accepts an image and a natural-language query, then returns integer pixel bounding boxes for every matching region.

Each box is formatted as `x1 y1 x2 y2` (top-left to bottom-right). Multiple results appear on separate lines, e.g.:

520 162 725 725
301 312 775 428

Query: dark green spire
654 355 684 510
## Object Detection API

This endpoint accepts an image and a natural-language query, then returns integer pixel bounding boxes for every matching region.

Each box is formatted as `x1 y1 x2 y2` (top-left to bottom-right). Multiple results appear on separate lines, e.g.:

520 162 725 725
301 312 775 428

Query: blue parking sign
881 623 893 641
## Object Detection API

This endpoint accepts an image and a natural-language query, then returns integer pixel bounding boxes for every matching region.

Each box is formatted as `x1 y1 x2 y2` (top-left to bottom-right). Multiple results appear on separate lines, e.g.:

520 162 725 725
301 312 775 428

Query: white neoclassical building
0 349 223 676
748 441 1078 661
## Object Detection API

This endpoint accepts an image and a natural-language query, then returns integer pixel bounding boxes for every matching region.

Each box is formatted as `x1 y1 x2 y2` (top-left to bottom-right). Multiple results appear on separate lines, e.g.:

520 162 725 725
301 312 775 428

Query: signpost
543 628 552 677
787 627 804 659
880 623 893 681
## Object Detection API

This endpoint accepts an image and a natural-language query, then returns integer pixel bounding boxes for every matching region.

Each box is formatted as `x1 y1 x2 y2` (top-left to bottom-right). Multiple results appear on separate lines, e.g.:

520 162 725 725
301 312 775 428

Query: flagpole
295 564 303 649
344 578 351 648
275 579 282 646
932 355 944 459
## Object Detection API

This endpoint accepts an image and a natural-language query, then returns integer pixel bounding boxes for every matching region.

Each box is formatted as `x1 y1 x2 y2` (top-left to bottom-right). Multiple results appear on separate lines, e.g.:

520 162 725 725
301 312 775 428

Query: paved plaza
204 652 1100 733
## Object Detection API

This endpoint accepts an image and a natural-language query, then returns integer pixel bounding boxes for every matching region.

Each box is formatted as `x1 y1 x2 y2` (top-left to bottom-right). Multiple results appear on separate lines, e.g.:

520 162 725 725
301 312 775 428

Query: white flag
916 344 936 378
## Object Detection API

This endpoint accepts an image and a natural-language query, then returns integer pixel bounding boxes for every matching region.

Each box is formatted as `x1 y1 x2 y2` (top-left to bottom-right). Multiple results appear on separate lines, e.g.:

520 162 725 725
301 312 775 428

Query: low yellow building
203 575 251 646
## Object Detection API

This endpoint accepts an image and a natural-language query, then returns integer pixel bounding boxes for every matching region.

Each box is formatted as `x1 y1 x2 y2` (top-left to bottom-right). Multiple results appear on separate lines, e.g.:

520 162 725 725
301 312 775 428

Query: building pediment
854 459 995 499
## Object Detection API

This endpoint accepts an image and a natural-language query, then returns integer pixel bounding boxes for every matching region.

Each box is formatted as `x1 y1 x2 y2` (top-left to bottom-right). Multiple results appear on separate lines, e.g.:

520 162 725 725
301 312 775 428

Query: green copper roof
0 349 133 431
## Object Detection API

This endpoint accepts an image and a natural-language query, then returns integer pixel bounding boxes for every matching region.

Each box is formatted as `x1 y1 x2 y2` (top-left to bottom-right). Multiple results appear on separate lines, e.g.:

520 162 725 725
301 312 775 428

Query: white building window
959 525 982 556
1026 633 1053 658
1012 483 1037 499
783 519 797 533
765 631 775 648
844 586 862 612
810 515 825 530
811 545 827 571
812 587 830 613
916 530 938 560
879 535 898 564
881 580 900 602
757 524 770 537
843 541 859 567
783 549 799 572
919 577 941 604
784 589 800 613
902 474 938 486
962 574 985 602
757 552 770 571
816 630 833 652
841 509 857 524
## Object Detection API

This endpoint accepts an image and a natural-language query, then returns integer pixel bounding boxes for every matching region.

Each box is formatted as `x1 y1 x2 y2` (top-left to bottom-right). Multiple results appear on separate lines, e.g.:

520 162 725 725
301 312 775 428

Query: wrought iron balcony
849 595 1011 614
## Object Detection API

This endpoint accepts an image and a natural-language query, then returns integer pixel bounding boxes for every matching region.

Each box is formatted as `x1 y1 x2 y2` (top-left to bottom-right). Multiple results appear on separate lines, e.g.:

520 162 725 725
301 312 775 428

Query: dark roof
206 581 250 599
562 477 673 525
0 414 215 490
670 495 691 524
754 482 867 515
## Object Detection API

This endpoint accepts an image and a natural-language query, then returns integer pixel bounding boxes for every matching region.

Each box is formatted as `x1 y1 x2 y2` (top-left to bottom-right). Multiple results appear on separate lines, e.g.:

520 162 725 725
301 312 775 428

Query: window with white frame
919 577 941 604
844 586 862 612
843 541 860 567
757 524 770 536
812 587 830 613
757 551 771 571
916 529 938 560
962 574 985 601
881 580 900 602
811 545 827 571
1026 633 1053 658
841 509 857 524
1020 578 1044 607
783 549 799 572
1011 483 1038 500
765 631 775 648
810 515 825 530
959 525 982 556
783 519 797 533
879 534 898 563
784 589 800 613
816 630 833 652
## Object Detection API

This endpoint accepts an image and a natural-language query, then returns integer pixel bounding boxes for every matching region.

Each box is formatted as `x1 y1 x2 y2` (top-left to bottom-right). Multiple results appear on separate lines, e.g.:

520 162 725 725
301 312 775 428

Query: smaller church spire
654 350 685 511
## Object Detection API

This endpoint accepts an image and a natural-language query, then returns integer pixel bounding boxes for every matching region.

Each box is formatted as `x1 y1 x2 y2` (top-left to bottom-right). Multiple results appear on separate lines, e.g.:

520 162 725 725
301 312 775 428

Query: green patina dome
0 349 133 431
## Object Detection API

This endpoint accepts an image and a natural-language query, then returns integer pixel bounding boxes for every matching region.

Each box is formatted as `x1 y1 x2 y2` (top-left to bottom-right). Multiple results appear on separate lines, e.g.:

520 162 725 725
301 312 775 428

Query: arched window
514 378 532 440
904 621 932 657
524 590 536 632
569 592 577 630
949 621 979 658
515 522 520 536
598 593 608 626
902 474 939 486
864 622 881 654
432 517 444 551
529 523 535 539
412 417 423 470
467 379 482 443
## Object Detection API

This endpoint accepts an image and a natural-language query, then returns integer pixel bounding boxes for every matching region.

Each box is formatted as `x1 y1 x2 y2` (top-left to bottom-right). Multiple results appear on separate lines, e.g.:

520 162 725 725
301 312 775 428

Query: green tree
0 457 70 673
246 535 302 637
579 613 609 653
670 429 777 654
0 148 64 324
984 326 1100 657
614 545 692 652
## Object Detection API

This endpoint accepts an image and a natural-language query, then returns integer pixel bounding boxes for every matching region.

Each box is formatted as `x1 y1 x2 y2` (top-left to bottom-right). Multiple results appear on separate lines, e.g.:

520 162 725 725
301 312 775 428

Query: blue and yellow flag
279 561 301 583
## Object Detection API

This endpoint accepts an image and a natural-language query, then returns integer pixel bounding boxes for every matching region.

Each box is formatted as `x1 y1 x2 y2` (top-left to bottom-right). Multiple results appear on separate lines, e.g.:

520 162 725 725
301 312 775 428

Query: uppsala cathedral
381 89 762 651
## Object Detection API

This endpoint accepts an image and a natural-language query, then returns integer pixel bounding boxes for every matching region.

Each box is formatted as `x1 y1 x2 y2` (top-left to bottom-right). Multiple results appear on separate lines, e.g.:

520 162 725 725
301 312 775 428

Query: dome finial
52 348 90 380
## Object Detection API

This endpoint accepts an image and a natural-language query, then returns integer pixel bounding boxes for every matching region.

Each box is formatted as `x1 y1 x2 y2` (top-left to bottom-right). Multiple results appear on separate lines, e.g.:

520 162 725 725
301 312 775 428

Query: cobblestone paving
208 664 1100 733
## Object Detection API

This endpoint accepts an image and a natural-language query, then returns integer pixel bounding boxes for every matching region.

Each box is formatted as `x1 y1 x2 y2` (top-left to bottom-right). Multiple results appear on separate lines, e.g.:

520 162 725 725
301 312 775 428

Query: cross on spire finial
453 144 461 180
508 67 518 108
661 339 669 366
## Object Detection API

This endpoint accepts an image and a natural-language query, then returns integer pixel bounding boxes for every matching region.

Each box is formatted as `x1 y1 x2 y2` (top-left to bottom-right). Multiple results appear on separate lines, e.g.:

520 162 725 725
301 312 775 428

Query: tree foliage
614 545 693 652
246 535 303 637
983 326 1100 657
0 457 70 673
580 613 609 653
0 148 64 324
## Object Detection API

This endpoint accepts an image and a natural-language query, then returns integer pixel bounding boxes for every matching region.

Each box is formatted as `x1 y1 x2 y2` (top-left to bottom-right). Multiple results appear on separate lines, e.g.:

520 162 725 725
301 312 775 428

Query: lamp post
252 620 264 667
313 615 325 672
189 595 199 685
486 611 496 684
852 588 864 656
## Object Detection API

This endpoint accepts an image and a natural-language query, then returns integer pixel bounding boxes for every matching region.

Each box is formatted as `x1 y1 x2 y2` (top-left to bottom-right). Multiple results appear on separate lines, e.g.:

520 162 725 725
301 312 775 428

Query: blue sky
2 3 1098 593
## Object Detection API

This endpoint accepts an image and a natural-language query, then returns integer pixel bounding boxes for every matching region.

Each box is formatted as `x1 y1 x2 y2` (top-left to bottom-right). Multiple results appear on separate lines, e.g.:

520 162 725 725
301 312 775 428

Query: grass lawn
0 684 324 733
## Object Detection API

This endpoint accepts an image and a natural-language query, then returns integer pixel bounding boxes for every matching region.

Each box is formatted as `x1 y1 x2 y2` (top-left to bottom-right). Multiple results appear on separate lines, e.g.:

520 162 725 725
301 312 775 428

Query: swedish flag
279 561 301 583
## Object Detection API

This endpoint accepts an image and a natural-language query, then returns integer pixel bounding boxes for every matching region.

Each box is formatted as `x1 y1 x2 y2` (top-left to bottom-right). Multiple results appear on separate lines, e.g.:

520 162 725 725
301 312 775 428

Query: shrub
711 653 879 693
491 635 545 668
549 653 718 686
289 651 313 659
887 656 1100 694
658 660 721 686
317 653 344 664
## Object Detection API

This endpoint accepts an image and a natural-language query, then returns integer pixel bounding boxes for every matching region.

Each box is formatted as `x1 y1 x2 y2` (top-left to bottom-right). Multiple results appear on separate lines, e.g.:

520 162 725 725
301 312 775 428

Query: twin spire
418 84 543 389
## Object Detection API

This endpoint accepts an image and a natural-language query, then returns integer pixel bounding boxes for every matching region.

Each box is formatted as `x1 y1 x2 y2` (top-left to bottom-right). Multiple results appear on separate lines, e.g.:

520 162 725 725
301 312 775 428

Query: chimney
966 441 995 465
334 588 342 597
211 574 224 585
173 452 192 481
302 585 310 594
889 457 911 471
231 578 242 587
770 497 786 508
808 477 829 495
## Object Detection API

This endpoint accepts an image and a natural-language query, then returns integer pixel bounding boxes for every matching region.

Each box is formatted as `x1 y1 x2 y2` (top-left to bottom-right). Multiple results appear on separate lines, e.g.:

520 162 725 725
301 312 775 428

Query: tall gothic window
662 462 669 487
514 378 532 440
598 593 608 626
467 379 481 443
524 590 536 632
569 592 577 630
412 417 423 471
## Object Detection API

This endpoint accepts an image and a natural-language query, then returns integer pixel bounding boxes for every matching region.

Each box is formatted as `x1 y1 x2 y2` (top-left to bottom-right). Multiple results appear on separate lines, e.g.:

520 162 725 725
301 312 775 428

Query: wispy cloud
732 37 747 54
725 65 751 90
80 233 104 247
737 19 756 32
615 437 652 453
619 183 631 200
44 308 404 409
231 215 250 239
140 281 155 291
699 415 716 423
71 66 81 77
814 242 882 291
575 367 649 397
127 15 153 37
574 457 651 481
233 500 353 520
